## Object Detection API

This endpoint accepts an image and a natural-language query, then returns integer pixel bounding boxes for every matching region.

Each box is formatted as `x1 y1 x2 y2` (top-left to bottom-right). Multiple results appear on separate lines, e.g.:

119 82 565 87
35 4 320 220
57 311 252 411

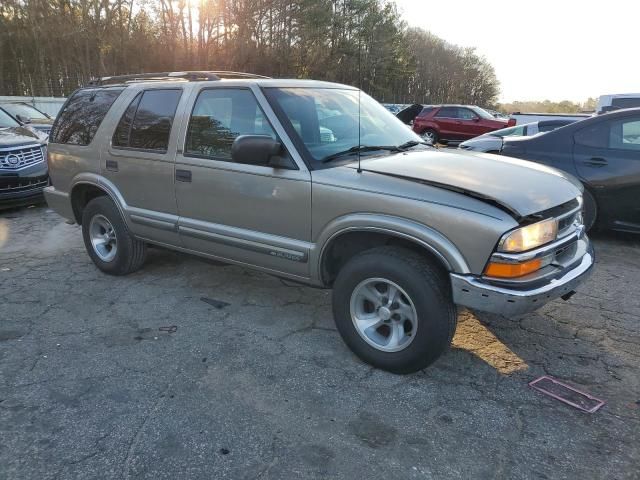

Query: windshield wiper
321 145 402 164
397 140 431 150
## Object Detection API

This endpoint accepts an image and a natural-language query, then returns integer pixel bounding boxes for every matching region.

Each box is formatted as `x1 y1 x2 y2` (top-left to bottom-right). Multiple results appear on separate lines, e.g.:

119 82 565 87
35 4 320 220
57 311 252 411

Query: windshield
2 103 49 122
0 109 20 128
264 87 422 166
472 106 498 120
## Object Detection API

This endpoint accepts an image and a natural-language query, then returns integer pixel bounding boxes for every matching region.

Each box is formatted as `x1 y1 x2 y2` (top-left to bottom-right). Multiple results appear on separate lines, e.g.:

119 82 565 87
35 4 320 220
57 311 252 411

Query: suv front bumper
450 246 594 316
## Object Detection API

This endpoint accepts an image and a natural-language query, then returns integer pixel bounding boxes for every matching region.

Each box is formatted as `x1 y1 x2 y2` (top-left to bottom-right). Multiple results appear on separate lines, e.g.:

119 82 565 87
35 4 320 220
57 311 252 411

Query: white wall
0 96 66 117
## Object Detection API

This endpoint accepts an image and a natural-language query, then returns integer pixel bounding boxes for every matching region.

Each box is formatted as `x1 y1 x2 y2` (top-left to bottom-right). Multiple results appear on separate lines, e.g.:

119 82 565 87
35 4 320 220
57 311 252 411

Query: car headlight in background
498 218 558 253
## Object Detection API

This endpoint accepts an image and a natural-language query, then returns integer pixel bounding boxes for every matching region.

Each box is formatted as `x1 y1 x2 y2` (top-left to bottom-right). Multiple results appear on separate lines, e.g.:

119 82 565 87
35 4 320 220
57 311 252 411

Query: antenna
357 14 363 174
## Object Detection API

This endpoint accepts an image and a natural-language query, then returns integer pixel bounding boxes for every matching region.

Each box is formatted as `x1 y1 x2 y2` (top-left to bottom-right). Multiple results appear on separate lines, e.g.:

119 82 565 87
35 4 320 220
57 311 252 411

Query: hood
0 126 44 146
349 149 582 219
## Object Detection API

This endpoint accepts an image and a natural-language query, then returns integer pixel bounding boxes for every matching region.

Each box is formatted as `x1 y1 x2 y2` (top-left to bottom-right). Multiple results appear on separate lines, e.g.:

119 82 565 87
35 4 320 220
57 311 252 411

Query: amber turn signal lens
484 259 542 278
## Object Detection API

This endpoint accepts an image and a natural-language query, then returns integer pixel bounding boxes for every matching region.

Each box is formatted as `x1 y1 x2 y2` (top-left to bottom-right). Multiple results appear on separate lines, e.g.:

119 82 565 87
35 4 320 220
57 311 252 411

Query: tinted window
611 98 640 109
185 89 276 161
417 107 435 117
112 93 142 147
50 88 123 145
435 107 458 118
125 89 182 151
574 122 609 148
538 120 573 133
610 118 640 151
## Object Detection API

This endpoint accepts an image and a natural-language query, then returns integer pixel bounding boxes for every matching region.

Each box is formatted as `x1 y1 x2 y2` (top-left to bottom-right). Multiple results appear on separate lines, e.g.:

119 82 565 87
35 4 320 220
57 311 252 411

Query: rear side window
112 89 182 152
112 93 141 147
610 118 640 151
538 121 568 133
417 107 435 117
50 88 123 145
574 122 609 148
435 107 459 118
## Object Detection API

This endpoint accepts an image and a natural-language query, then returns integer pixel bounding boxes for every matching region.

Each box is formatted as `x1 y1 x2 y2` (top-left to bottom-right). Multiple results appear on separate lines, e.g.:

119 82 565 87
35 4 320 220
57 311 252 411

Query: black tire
421 128 439 145
81 196 147 275
582 188 598 232
332 246 457 374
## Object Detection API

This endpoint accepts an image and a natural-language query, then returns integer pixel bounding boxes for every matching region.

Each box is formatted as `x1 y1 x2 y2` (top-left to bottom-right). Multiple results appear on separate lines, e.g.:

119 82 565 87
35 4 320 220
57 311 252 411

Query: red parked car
412 105 515 144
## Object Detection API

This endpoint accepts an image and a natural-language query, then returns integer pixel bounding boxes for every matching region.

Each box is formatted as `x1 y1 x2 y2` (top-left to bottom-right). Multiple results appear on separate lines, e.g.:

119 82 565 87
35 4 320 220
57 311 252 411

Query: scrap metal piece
529 375 605 413
159 325 178 333
201 297 230 309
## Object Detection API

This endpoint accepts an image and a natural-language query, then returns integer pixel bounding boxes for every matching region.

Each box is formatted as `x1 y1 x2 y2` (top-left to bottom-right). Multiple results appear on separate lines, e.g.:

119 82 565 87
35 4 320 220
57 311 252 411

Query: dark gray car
502 108 640 233
0 109 48 208
44 72 594 373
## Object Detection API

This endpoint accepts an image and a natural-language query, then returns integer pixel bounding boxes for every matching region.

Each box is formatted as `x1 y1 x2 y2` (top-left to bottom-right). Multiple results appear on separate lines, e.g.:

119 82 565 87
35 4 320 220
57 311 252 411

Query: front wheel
332 247 457 374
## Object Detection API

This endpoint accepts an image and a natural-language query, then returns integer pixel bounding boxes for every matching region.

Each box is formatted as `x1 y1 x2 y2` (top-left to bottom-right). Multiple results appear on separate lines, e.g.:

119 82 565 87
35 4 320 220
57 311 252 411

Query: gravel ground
1 205 639 479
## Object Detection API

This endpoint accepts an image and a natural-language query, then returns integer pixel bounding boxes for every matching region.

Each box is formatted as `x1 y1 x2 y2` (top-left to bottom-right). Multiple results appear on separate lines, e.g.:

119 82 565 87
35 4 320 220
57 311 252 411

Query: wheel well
71 184 109 224
320 231 449 287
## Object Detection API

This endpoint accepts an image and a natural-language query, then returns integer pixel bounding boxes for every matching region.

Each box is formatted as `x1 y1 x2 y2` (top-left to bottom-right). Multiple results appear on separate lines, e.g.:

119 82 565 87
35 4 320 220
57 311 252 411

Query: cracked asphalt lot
1 205 639 479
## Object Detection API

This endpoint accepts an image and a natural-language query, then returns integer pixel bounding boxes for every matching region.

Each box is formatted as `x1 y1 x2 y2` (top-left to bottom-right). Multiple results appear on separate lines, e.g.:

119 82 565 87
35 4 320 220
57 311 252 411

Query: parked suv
45 72 594 373
413 105 515 144
0 109 48 209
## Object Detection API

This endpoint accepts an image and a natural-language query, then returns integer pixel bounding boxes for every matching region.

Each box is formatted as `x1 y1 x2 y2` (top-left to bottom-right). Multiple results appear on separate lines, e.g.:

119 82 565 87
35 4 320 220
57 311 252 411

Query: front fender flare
311 213 471 283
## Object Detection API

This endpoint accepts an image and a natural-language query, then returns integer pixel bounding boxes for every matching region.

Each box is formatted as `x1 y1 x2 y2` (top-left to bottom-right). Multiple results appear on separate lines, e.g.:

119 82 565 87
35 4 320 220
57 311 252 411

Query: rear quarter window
50 88 123 145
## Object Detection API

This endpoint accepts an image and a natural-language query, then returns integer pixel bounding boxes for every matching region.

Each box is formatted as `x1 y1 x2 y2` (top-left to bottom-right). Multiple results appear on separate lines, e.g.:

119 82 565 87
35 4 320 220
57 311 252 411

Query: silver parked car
459 119 578 153
44 72 594 373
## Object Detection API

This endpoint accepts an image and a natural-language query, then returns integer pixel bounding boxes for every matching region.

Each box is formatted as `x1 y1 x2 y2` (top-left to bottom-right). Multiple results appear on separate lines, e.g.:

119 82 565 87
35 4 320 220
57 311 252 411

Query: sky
394 0 639 103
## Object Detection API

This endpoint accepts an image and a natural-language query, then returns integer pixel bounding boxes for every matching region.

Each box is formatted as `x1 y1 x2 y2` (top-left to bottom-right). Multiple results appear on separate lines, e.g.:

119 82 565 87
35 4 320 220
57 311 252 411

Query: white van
508 112 590 125
597 93 640 114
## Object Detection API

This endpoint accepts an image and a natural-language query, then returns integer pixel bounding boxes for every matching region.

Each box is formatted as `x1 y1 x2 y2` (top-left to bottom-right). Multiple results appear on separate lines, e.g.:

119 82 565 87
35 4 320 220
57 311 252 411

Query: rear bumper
43 186 75 221
450 248 594 316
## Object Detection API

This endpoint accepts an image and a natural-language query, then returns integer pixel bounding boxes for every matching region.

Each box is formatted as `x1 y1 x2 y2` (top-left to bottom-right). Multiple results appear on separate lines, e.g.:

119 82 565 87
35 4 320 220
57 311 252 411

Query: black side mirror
16 114 31 124
231 135 286 167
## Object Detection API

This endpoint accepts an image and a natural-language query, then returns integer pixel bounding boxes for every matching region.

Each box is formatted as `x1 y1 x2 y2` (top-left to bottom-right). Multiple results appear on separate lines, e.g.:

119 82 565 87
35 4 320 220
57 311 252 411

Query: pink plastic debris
529 375 606 413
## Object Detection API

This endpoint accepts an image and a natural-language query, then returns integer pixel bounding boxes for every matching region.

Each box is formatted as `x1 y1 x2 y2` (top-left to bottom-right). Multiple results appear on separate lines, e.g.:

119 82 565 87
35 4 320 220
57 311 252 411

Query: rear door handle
106 160 118 172
583 157 608 167
176 169 192 182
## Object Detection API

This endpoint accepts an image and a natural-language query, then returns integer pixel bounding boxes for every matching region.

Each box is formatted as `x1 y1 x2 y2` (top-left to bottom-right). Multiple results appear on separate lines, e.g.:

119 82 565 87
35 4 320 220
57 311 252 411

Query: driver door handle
583 157 608 168
176 169 192 182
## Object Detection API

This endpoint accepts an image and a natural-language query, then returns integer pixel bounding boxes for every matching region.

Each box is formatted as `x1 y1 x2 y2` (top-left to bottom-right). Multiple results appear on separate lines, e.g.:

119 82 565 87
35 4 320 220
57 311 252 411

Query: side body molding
311 213 471 284
70 173 180 233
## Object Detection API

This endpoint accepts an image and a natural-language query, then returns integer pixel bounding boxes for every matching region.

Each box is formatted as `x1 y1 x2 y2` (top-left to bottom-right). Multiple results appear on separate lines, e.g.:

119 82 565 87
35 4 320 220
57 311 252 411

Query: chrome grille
557 204 582 239
0 144 45 170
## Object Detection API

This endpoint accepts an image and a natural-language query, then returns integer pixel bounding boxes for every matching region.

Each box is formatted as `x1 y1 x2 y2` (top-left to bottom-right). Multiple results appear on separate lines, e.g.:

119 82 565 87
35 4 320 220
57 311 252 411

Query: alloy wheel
349 278 418 352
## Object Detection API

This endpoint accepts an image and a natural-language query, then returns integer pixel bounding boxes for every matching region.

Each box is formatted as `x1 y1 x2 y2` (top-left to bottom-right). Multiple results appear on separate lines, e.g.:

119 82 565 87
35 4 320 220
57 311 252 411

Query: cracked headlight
498 218 558 253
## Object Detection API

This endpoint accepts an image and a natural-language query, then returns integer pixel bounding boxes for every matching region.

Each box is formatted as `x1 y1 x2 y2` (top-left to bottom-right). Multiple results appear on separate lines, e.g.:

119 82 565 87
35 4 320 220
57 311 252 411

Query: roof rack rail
87 71 271 86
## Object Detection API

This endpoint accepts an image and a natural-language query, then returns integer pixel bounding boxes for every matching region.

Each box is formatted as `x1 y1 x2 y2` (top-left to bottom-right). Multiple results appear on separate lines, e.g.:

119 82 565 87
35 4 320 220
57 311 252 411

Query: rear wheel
82 196 147 275
582 188 598 232
420 128 438 145
332 247 457 374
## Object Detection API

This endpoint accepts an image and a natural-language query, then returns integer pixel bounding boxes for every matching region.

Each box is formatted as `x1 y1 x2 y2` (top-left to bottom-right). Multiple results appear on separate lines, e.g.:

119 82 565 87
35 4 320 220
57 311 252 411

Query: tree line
0 0 500 106
498 98 597 114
